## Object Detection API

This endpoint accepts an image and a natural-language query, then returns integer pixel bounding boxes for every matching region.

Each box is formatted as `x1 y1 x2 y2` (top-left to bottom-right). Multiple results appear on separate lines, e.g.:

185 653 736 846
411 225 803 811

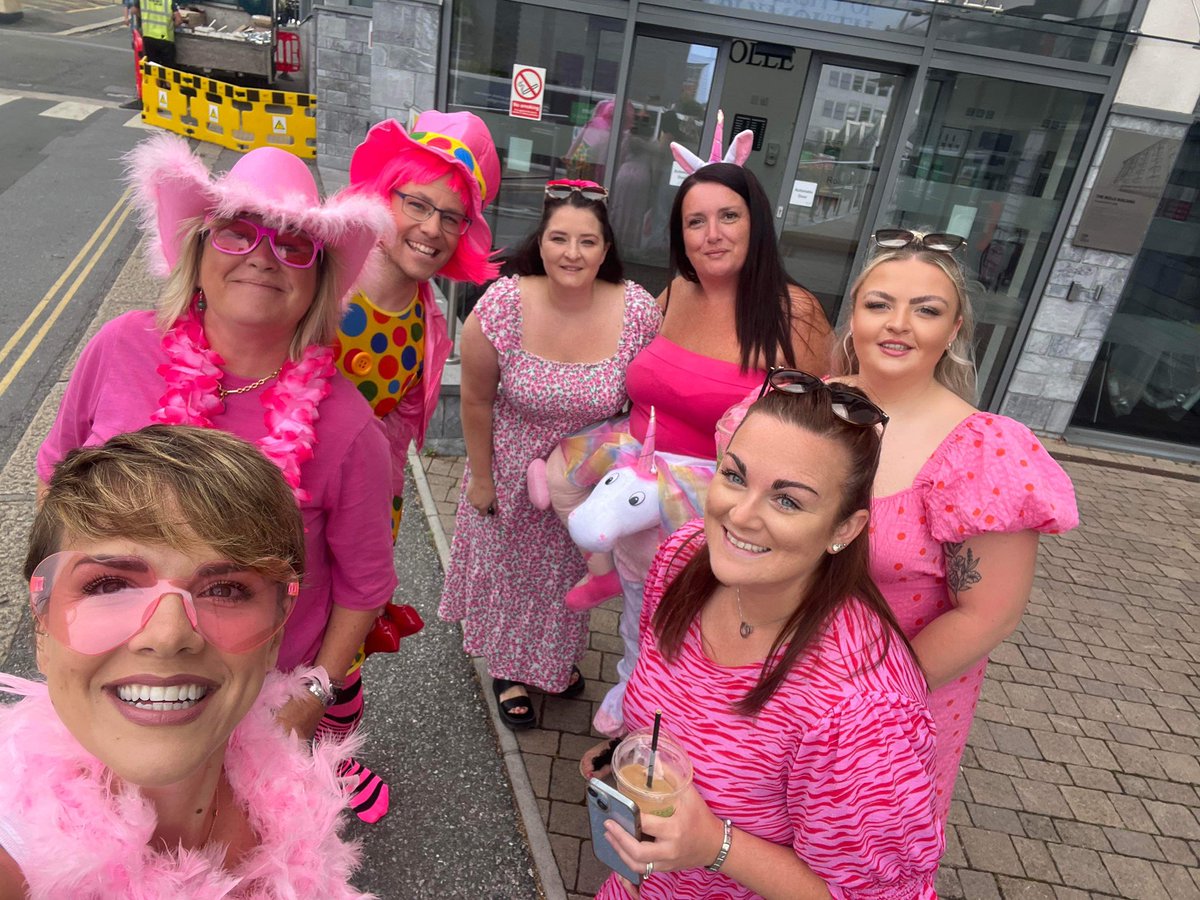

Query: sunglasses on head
206 216 324 269
544 180 609 203
757 369 889 428
30 551 299 656
872 229 965 253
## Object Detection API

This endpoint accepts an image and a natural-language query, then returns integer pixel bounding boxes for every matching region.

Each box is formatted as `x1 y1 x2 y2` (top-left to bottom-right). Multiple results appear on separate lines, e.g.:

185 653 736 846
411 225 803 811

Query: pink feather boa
0 670 372 899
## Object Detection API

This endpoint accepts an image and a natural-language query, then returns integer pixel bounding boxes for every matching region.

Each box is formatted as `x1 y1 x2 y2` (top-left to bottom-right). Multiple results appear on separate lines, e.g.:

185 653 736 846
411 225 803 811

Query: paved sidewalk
416 442 1200 899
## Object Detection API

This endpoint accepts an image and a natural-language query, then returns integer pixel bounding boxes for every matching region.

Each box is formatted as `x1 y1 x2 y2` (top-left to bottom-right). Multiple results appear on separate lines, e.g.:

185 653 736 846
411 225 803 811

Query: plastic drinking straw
646 709 663 790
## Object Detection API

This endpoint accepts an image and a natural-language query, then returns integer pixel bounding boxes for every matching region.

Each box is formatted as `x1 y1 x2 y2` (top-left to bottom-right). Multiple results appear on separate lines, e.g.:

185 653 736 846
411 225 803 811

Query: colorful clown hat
350 111 500 266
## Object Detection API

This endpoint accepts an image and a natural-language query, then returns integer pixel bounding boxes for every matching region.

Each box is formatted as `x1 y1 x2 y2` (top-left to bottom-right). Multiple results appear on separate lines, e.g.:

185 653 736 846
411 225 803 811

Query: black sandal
580 737 622 780
553 665 586 699
492 677 537 731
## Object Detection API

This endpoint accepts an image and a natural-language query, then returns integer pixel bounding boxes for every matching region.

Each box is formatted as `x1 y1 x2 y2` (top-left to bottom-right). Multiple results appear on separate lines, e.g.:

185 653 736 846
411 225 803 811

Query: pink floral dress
438 276 660 692
870 412 1079 822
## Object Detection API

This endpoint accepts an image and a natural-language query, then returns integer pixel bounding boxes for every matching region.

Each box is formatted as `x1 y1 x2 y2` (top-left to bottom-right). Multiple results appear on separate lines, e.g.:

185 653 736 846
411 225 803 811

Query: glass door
1070 123 1200 449
777 61 906 320
608 31 722 295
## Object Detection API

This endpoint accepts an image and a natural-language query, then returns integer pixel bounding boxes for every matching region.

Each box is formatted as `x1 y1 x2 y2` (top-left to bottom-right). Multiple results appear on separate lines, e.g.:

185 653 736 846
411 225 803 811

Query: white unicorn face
568 466 661 552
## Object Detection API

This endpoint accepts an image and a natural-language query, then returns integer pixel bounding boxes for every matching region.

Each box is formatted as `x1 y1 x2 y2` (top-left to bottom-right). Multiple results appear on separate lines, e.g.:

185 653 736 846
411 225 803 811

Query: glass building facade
386 0 1195 453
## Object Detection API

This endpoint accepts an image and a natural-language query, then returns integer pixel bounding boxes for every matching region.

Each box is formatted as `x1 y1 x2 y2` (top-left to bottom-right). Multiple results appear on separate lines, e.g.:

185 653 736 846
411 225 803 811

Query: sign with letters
1074 129 1182 254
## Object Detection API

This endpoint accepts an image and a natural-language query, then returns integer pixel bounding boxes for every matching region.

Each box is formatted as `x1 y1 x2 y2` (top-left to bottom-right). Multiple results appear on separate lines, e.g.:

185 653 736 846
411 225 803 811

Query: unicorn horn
636 407 658 476
709 110 725 163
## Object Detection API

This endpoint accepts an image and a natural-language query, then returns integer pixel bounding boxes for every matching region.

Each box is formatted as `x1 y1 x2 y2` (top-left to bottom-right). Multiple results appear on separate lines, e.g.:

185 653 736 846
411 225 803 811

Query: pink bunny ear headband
669 110 754 175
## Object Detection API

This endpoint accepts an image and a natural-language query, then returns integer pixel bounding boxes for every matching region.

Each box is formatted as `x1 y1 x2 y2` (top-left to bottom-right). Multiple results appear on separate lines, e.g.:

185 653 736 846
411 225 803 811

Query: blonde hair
156 217 341 360
833 239 978 403
26 426 305 584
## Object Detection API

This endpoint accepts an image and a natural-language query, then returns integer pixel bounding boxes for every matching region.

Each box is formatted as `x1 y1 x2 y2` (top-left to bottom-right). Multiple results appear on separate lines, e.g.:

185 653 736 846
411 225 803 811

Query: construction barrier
140 60 317 159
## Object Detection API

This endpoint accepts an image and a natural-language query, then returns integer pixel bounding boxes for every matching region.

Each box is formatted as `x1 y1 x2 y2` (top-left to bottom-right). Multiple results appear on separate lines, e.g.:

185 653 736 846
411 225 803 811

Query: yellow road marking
0 190 133 398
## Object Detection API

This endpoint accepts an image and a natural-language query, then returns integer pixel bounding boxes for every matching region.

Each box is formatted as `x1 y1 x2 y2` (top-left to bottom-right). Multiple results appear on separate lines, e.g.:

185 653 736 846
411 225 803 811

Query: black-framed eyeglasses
758 369 889 428
392 190 473 236
872 229 965 253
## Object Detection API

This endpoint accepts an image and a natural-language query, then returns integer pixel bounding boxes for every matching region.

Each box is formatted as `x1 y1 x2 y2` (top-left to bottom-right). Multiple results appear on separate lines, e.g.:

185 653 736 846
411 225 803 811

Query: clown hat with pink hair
349 111 501 281
126 134 392 305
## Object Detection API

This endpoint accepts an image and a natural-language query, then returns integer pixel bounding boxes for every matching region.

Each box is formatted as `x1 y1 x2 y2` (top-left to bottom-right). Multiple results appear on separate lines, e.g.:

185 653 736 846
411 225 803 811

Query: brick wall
314 0 374 188
369 0 439 127
999 114 1190 435
314 0 439 188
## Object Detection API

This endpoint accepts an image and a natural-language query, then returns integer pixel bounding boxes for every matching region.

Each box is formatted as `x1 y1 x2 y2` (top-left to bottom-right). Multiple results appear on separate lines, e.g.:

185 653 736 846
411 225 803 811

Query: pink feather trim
0 670 372 899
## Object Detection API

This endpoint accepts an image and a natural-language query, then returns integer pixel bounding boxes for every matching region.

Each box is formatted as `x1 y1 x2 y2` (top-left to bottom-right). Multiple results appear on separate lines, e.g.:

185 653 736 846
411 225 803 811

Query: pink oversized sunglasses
205 216 325 269
30 551 299 655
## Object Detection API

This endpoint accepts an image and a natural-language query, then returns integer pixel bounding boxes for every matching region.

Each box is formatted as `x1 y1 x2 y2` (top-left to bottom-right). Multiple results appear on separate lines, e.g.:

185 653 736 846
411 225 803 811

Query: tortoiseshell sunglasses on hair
544 180 608 203
871 229 965 253
758 369 889 428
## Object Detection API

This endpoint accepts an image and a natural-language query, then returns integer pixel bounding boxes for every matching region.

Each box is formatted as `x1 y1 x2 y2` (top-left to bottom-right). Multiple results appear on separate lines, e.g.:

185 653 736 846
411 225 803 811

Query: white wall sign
509 64 546 121
790 180 817 207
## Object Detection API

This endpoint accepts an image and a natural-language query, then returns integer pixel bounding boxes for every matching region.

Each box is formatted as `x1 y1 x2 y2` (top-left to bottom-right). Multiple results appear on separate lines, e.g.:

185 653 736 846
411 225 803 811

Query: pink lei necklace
150 304 335 502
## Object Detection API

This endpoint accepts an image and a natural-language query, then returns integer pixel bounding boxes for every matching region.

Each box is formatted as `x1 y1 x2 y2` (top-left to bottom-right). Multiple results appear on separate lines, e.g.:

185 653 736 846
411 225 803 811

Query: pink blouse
870 411 1078 821
625 336 763 458
595 522 943 900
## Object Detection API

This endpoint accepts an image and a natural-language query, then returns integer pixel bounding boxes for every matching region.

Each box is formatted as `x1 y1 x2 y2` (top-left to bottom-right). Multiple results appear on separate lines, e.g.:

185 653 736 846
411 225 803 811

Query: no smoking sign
509 64 546 121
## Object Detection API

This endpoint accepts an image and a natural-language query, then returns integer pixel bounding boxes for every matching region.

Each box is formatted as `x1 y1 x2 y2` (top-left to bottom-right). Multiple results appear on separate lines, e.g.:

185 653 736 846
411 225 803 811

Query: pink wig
359 144 499 285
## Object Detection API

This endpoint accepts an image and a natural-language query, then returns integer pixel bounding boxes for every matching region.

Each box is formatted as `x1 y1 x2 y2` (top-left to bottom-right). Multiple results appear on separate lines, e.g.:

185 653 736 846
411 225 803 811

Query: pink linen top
870 411 1078 821
596 522 943 900
36 310 398 671
625 335 763 458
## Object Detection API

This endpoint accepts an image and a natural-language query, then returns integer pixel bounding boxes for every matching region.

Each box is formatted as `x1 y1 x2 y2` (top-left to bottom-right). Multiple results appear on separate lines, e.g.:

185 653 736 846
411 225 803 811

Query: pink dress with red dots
870 411 1078 821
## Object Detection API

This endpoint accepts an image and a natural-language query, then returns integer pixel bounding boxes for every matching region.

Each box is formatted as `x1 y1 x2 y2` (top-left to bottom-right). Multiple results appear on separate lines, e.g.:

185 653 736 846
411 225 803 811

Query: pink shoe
527 457 550 510
564 569 621 612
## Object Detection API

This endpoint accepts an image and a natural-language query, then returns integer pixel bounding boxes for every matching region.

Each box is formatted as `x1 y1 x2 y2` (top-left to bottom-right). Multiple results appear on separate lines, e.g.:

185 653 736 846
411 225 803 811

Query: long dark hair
502 191 624 283
668 163 820 373
651 388 914 716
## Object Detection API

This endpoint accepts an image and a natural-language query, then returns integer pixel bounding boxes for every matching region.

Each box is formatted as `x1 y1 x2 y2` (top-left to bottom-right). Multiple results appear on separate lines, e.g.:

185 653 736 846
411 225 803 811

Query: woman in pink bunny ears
538 114 836 774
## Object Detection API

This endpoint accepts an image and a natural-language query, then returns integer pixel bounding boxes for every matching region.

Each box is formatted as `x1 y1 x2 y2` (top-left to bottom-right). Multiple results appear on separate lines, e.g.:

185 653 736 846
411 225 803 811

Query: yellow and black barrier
140 60 317 159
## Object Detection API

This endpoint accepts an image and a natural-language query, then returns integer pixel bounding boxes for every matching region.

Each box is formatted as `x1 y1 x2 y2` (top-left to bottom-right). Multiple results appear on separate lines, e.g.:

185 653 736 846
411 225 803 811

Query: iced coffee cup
613 726 693 818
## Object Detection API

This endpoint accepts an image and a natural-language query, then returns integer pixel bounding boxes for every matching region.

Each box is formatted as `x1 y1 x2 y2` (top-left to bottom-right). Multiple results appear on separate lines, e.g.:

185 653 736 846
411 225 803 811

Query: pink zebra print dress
594 522 943 899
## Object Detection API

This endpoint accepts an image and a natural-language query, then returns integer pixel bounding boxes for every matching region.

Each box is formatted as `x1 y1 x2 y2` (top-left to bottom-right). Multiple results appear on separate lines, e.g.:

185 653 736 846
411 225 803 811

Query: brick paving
415 443 1200 899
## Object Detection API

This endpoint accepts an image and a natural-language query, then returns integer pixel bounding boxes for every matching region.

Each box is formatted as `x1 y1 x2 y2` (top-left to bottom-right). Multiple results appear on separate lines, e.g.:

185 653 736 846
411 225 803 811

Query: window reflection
447 0 625 255
780 65 903 318
1072 124 1200 447
884 71 1099 405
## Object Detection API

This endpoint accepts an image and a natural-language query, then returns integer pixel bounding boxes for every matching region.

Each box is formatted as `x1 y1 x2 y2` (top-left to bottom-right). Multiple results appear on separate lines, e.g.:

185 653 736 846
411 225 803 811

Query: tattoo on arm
946 542 983 594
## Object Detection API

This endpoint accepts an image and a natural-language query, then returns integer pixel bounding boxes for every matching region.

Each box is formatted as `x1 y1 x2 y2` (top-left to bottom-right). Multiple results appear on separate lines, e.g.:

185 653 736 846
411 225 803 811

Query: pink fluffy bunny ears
669 110 754 174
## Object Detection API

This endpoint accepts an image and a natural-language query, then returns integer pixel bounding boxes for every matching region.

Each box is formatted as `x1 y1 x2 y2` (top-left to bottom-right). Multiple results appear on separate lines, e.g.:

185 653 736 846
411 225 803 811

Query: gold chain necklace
218 366 282 401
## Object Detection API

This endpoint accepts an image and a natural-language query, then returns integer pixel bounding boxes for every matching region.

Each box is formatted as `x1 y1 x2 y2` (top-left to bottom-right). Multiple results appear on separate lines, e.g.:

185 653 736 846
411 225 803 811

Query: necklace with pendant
734 586 792 639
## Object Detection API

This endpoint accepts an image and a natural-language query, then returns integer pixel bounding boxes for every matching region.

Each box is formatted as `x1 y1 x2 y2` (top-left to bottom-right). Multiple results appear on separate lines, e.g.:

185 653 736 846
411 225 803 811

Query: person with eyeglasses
438 180 661 731
37 134 399 823
827 228 1079 825
344 112 502 541
2 426 372 898
593 380 943 900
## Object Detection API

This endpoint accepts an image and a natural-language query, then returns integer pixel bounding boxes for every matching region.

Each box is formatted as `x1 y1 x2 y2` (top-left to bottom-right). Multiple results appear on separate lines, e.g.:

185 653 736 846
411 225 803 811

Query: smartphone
587 777 643 886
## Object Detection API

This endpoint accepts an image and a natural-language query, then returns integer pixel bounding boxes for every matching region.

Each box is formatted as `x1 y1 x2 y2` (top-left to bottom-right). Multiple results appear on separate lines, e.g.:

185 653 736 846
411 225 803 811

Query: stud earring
829 542 847 554
196 289 207 312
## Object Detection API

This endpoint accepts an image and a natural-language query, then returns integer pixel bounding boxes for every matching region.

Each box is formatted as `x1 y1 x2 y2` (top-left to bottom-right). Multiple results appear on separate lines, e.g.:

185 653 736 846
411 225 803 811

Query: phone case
587 778 642 885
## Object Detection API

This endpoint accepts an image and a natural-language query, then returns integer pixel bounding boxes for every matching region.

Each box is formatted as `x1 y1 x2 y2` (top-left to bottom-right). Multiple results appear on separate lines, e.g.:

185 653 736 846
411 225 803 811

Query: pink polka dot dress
439 276 661 692
870 412 1078 821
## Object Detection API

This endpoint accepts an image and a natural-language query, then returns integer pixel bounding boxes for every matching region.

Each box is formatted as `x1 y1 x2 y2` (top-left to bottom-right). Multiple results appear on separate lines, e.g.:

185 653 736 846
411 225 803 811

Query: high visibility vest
141 0 173 42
